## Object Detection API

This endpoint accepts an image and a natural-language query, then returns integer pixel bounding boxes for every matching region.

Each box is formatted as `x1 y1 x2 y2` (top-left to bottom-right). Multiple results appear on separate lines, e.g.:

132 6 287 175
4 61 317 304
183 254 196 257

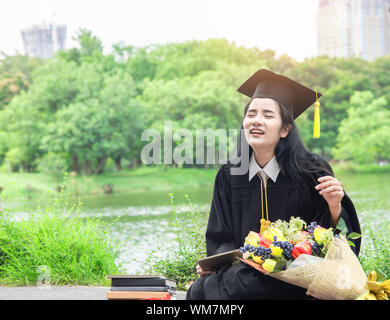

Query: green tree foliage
0 31 143 174
57 28 104 65
0 84 49 171
0 52 43 109
332 91 390 164
371 56 390 107
290 56 379 157
1 32 390 173
41 70 143 174
135 39 271 167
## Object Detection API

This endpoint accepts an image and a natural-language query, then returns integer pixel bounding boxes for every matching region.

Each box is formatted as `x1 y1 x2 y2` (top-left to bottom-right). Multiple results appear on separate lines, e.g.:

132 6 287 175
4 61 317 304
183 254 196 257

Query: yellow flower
252 255 264 265
270 244 283 258
244 231 260 247
313 226 333 246
262 259 277 272
263 227 286 242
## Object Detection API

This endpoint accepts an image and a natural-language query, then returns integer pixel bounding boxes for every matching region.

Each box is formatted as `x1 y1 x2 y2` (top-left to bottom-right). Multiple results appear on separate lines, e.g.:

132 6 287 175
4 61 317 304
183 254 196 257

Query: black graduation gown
186 162 361 300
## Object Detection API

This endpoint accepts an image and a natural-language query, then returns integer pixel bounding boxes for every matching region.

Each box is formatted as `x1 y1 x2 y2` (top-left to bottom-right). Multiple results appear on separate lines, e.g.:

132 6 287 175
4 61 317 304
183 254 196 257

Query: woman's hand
315 176 344 226
196 264 212 277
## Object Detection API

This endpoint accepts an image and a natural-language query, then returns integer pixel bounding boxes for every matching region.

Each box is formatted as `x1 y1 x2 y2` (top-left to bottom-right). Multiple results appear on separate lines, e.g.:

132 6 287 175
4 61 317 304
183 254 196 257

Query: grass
0 179 123 286
332 162 390 175
358 206 390 277
143 193 208 291
0 166 218 199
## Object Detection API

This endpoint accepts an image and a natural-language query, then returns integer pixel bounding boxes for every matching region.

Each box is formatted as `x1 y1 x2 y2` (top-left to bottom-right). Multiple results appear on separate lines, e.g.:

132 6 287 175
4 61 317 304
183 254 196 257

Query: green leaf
347 240 356 247
375 269 388 282
335 217 348 235
347 232 361 240
285 259 293 269
270 255 287 273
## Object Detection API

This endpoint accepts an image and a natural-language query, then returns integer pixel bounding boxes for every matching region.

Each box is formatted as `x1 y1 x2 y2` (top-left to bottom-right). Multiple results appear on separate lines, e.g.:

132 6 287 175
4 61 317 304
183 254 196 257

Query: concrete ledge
0 286 187 300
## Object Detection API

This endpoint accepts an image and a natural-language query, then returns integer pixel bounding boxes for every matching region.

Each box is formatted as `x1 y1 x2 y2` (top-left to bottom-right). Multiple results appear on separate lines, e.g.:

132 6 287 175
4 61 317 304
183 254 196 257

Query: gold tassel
260 219 271 234
313 91 320 139
260 218 266 234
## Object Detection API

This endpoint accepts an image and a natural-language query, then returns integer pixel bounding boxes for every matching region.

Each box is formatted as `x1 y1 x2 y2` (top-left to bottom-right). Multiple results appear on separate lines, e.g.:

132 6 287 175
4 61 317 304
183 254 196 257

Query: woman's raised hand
315 176 344 209
315 176 344 226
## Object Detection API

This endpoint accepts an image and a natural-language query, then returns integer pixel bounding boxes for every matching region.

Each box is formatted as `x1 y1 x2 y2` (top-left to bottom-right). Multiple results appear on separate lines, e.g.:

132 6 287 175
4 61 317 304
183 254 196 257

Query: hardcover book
197 249 242 272
106 275 176 288
106 291 170 300
106 275 176 300
110 286 171 292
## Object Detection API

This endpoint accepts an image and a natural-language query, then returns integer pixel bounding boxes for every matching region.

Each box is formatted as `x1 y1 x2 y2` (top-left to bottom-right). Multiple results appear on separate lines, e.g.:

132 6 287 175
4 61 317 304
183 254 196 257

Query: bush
144 193 207 291
358 209 390 277
0 176 123 286
36 152 69 176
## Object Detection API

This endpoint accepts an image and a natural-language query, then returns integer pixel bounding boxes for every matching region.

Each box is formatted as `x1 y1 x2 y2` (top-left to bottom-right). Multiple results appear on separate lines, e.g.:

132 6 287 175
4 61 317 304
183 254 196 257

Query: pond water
4 171 390 274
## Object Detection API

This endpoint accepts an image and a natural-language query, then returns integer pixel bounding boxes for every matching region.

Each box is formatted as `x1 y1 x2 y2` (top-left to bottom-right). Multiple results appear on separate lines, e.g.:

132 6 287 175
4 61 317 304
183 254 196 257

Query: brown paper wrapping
305 237 367 300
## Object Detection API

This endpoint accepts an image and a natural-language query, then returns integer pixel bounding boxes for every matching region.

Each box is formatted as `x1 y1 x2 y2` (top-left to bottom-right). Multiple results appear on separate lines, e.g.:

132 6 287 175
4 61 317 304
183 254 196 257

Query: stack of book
106 275 176 300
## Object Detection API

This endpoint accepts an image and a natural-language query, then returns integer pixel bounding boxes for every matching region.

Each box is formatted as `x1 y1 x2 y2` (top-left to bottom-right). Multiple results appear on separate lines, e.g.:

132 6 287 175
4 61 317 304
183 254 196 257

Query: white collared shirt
248 153 281 183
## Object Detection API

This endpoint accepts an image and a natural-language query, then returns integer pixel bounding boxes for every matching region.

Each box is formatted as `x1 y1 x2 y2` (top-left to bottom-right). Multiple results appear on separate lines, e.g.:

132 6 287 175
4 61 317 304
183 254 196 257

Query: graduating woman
186 69 361 300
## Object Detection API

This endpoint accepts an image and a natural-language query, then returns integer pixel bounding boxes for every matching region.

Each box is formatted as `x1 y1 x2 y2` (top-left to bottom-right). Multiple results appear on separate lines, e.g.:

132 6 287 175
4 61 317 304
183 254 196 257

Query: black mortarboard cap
237 68 321 120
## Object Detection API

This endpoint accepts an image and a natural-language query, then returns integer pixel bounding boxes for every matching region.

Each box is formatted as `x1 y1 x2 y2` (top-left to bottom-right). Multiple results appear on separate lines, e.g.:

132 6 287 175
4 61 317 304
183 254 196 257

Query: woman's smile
250 128 265 137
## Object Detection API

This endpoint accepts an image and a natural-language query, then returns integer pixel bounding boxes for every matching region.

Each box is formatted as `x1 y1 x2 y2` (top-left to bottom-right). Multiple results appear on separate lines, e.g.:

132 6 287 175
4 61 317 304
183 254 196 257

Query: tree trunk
94 157 107 174
84 160 92 175
128 161 135 170
72 155 80 174
115 156 121 171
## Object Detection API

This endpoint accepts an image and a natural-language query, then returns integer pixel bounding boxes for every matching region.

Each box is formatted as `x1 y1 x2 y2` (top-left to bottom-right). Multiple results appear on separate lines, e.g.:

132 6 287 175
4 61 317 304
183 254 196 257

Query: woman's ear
280 124 292 138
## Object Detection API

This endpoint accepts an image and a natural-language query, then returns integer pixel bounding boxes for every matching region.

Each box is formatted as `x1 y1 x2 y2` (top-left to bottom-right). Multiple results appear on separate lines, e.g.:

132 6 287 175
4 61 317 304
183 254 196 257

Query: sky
0 0 320 61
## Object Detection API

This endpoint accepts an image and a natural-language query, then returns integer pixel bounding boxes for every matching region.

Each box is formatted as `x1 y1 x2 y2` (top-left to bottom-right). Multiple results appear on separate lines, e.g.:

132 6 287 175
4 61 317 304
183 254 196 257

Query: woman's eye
265 115 273 119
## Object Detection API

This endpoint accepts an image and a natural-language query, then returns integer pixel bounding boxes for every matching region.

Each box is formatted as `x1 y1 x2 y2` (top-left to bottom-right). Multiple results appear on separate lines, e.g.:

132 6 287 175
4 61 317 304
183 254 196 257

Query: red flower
258 234 272 248
291 241 312 259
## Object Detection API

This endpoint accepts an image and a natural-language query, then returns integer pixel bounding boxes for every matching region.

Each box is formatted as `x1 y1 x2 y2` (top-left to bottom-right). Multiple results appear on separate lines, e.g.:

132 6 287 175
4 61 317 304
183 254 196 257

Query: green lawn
0 166 218 199
1 163 389 199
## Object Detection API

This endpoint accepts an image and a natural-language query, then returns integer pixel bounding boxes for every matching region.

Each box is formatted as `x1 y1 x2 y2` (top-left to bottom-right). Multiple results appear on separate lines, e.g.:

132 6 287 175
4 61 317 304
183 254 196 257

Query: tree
0 92 45 171
371 55 390 109
40 69 142 174
0 52 43 108
73 29 103 57
0 31 141 173
2 36 388 172
57 29 104 64
289 56 378 158
332 91 390 164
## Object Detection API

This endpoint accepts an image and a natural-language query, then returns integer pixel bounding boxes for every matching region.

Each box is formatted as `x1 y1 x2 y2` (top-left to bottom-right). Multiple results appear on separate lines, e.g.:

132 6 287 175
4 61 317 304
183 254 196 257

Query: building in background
21 23 67 59
317 0 390 61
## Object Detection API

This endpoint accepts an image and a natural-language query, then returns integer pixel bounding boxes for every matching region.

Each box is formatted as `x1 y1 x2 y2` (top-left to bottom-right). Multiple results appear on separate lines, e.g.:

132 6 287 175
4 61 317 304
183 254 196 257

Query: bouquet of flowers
239 217 389 300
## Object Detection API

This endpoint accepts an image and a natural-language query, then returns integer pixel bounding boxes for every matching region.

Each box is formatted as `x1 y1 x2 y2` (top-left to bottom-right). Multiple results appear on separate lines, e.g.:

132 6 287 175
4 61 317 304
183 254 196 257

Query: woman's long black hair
233 98 334 182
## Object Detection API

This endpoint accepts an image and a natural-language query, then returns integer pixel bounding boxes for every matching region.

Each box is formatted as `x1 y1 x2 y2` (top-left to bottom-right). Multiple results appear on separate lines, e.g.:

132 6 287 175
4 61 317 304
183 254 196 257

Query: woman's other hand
196 264 212 277
315 176 344 226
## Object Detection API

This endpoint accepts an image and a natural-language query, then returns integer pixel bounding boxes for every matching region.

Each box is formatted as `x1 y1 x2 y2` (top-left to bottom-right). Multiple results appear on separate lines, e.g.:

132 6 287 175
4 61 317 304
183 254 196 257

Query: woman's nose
251 115 264 125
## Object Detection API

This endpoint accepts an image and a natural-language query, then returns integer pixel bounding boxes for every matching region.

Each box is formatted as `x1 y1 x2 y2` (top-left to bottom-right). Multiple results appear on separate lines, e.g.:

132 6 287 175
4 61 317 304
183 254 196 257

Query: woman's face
243 98 290 152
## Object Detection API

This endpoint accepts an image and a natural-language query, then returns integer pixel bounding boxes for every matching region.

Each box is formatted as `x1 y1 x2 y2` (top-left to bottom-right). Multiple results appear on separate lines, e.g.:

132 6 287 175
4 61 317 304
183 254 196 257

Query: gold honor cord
257 173 271 234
